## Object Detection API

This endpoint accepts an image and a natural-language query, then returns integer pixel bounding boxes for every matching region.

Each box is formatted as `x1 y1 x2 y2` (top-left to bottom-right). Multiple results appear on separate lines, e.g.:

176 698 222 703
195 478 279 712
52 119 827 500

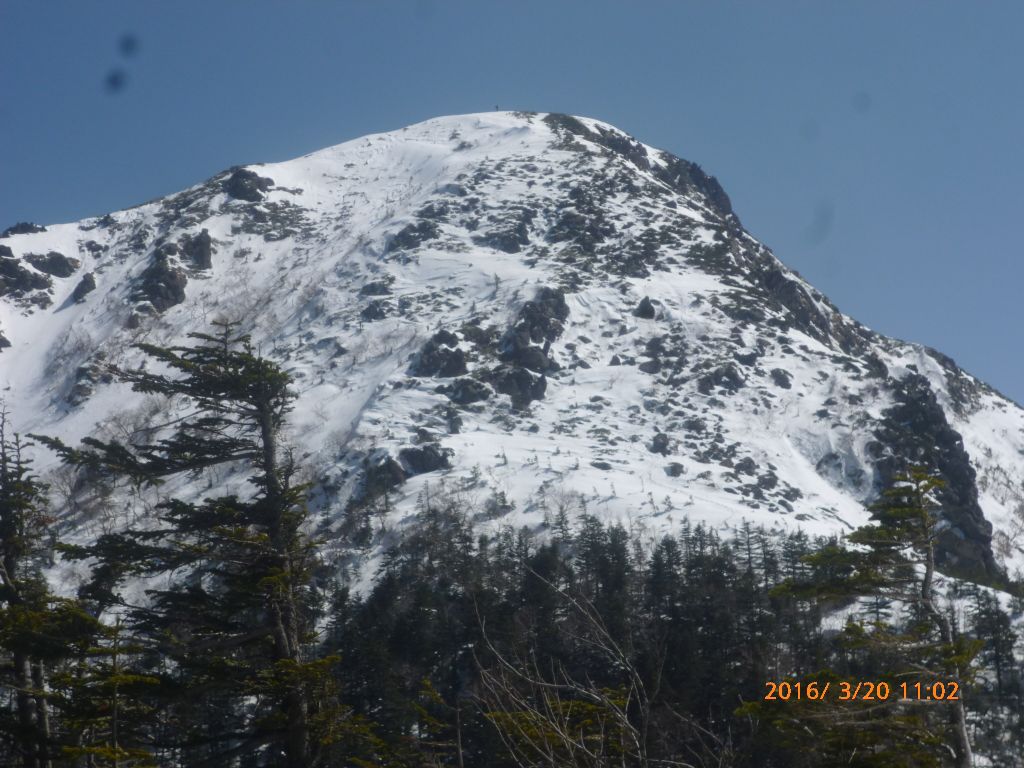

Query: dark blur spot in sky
105 68 128 93
119 34 140 58
805 199 835 245
852 90 872 114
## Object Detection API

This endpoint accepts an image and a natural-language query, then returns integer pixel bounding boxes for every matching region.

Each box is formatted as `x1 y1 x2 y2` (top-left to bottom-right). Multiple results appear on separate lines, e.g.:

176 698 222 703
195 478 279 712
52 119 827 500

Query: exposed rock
82 240 108 256
0 248 52 298
697 364 745 394
387 220 439 253
71 272 96 303
361 300 390 321
224 168 274 202
926 347 983 416
132 254 187 312
735 457 757 475
590 125 651 169
356 451 406 502
398 443 452 476
487 366 546 409
499 287 569 373
231 199 313 242
750 260 866 353
664 462 685 478
1 222 47 238
473 207 534 253
863 352 888 379
682 417 706 434
24 251 80 278
447 378 491 405
590 460 613 471
633 296 656 319
432 329 458 347
649 433 670 456
180 229 214 269
546 187 616 255
0 330 9 350
409 331 467 377
872 373 999 583
68 357 114 406
652 152 736 224
770 368 792 389
359 280 393 296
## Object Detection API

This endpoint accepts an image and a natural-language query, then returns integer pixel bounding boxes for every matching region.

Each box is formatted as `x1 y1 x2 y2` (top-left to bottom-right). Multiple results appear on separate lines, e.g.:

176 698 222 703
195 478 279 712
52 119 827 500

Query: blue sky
3 1 1023 402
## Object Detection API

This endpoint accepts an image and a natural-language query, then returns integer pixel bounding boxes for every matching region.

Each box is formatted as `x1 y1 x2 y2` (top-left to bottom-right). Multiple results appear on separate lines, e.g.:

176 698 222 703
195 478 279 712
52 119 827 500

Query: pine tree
0 407 56 767
34 324 340 767
0 406 103 767
754 467 981 767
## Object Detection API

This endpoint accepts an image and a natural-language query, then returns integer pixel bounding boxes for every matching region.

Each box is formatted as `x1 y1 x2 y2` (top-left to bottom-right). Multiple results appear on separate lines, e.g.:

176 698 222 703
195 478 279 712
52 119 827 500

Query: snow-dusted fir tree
37 324 341 767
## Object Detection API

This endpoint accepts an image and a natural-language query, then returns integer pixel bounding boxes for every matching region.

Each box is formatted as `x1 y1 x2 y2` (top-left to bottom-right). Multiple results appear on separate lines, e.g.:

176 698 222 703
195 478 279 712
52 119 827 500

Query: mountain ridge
1 111 1022 589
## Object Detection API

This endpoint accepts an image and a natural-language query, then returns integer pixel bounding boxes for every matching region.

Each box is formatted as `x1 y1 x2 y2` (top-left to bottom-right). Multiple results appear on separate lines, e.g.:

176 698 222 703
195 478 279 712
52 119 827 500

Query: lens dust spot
119 34 140 58
104 68 128 93
804 199 835 246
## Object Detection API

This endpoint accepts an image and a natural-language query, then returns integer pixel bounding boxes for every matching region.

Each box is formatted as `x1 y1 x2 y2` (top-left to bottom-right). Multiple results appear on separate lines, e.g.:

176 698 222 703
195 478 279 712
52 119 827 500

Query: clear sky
3 1 1022 403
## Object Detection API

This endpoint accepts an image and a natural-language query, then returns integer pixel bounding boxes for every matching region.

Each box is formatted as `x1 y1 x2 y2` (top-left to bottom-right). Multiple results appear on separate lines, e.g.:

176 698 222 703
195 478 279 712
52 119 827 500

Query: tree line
1 324 1022 766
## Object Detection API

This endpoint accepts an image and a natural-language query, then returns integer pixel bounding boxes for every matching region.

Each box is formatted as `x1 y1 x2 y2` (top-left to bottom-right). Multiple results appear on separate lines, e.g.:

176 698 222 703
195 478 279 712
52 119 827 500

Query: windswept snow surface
2 111 1022 591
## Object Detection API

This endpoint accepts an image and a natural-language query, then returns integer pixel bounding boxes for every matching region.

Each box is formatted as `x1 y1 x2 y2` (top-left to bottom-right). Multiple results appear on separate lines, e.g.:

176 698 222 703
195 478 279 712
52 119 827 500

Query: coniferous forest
2 328 1023 767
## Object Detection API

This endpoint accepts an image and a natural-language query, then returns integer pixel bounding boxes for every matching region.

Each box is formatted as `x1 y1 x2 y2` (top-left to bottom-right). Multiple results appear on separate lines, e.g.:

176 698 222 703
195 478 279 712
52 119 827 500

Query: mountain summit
1 111 1022 585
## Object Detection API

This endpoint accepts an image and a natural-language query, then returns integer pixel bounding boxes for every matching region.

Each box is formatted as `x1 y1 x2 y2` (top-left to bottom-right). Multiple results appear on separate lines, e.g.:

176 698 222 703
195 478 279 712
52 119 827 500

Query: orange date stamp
763 680 960 702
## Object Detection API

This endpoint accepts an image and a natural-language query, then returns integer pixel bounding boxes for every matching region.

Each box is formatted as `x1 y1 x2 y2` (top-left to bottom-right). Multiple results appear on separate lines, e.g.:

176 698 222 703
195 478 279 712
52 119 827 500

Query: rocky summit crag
2 111 1022 588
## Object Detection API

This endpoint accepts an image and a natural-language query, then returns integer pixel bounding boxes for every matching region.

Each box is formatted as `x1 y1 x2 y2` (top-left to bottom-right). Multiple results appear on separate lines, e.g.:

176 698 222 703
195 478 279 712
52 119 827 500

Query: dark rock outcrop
652 153 736 224
409 331 467 378
499 287 569 373
1 222 47 238
68 357 114 406
71 272 96 303
632 296 656 319
770 368 792 389
546 187 616 255
356 451 406 502
180 229 214 269
473 207 534 253
697 364 745 394
398 443 452 476
447 378 491 405
649 433 670 455
0 247 52 298
387 220 439 253
872 373 999 583
361 300 390 321
132 254 187 312
487 366 546 409
359 280 393 296
224 168 274 202
25 251 80 277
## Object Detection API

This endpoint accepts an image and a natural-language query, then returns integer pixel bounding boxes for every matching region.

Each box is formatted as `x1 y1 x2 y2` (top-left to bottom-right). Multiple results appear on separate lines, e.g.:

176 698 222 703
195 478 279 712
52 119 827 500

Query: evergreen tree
0 407 104 767
34 325 340 767
0 408 58 767
754 467 981 767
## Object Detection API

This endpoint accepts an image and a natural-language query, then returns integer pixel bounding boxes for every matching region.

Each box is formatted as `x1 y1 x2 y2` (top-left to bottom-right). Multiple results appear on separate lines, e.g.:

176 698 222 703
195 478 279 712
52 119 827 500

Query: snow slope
2 111 1022 588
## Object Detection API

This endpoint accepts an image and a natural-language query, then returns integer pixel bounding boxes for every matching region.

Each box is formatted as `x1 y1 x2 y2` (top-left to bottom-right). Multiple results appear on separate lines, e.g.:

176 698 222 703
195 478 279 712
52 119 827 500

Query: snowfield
2 110 1022 592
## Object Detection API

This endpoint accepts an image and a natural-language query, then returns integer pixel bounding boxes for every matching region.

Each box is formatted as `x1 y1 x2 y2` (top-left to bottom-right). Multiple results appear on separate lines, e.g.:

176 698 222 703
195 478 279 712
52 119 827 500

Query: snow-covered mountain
2 111 1023 588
